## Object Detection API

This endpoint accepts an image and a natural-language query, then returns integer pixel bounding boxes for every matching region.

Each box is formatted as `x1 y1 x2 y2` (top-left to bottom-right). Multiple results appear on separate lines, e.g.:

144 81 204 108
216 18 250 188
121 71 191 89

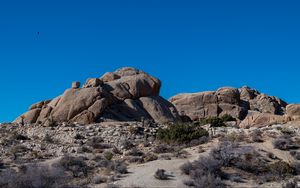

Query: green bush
156 123 209 144
196 114 235 127
220 114 236 122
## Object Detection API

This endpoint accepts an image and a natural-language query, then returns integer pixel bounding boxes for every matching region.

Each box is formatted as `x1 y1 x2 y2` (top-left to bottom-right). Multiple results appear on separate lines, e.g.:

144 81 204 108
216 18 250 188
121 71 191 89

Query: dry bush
154 169 169 180
0 163 69 188
250 129 264 143
153 144 175 154
56 155 89 177
126 148 144 157
272 136 295 151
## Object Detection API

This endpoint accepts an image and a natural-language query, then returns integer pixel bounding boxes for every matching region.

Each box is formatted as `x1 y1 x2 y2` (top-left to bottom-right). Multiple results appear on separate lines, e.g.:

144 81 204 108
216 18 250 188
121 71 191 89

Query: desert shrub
265 161 295 180
210 141 239 166
86 137 112 149
143 153 158 163
92 175 107 184
250 129 264 143
187 136 209 147
190 173 223 188
10 145 28 160
180 156 224 188
12 133 30 141
129 126 144 135
114 161 128 174
154 169 169 180
43 133 54 143
273 136 293 150
119 139 134 150
282 178 299 188
126 148 144 157
220 114 236 122
173 150 189 159
95 159 128 174
0 163 68 188
153 144 175 154
267 152 278 160
219 132 247 143
44 116 58 127
201 117 225 127
127 156 143 163
104 151 114 161
293 163 300 175
156 123 209 144
74 133 85 140
290 151 300 160
57 156 89 177
280 128 294 135
197 114 235 128
233 152 268 174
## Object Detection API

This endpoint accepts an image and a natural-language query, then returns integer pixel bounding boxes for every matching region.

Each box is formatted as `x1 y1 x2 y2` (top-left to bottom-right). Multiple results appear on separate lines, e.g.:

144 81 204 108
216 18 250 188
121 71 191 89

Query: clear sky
0 0 300 122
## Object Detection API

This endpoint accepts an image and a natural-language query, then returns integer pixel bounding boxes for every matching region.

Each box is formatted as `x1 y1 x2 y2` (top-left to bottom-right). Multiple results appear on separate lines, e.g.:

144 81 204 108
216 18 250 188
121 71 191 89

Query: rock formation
14 67 180 124
170 86 288 125
286 104 300 121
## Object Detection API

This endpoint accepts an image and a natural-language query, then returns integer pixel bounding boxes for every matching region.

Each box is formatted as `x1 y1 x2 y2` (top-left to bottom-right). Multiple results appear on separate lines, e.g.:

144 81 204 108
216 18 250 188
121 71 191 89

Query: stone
170 86 287 122
50 87 101 122
71 110 95 124
100 72 121 82
216 87 240 104
138 96 180 123
15 67 178 124
72 82 80 89
14 109 41 124
36 106 53 122
170 90 243 120
239 112 286 128
218 103 247 120
48 96 61 108
83 78 103 88
286 104 300 120
103 73 161 100
29 101 47 110
88 98 110 119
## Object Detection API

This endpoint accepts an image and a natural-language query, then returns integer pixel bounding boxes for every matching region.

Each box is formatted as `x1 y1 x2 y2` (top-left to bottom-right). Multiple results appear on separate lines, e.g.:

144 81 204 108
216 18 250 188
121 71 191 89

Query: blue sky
0 0 300 122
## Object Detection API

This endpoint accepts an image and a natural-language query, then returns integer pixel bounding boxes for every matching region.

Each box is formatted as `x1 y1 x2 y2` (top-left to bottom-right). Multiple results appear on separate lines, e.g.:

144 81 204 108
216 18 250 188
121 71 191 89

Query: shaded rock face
15 67 180 124
170 86 287 121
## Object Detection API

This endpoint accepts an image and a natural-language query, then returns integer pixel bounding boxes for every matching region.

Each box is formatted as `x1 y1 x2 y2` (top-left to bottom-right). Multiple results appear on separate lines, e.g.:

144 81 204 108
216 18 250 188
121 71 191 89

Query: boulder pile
14 67 300 128
170 86 289 127
14 67 180 124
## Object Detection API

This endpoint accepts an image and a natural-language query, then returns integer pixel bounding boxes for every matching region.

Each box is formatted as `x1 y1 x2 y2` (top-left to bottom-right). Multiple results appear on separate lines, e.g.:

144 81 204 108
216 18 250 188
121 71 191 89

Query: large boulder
15 109 42 124
239 111 287 128
286 104 300 120
170 86 287 122
170 87 247 120
14 67 178 124
239 86 287 115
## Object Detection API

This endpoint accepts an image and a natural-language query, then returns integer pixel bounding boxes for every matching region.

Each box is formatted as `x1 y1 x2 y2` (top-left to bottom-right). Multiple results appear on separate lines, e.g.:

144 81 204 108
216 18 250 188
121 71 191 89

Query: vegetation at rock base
156 122 209 144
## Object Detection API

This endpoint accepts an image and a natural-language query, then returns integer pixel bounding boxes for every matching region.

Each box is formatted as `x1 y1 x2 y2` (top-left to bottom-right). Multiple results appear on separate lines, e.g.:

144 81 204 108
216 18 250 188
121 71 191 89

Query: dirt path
114 140 218 188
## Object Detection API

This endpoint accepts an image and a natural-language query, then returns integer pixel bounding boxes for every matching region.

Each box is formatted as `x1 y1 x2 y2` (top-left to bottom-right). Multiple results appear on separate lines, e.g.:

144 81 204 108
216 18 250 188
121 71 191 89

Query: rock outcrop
239 111 287 128
286 104 300 120
170 86 288 124
15 67 180 124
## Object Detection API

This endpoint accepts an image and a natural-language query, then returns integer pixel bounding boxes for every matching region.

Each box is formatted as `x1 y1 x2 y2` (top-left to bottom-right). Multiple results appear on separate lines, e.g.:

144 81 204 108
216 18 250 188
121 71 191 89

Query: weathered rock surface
14 67 179 124
239 111 287 128
286 104 300 120
170 86 287 121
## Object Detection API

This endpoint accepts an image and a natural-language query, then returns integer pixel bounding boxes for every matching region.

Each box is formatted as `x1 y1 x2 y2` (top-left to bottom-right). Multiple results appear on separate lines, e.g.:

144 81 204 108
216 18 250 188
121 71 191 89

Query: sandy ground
112 141 217 188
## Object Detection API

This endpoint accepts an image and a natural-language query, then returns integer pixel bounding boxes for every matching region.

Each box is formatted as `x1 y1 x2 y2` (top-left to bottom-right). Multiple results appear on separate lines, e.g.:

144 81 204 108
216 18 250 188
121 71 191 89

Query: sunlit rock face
14 67 180 124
